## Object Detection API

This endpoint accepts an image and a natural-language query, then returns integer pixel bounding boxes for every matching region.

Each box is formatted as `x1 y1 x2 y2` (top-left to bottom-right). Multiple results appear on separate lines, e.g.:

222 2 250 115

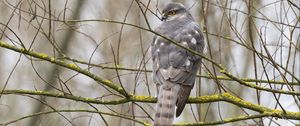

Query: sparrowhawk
151 3 204 126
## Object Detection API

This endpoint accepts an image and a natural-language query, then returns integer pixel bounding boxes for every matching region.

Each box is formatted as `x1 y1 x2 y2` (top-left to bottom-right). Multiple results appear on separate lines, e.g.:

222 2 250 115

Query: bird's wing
152 22 204 118
173 22 204 116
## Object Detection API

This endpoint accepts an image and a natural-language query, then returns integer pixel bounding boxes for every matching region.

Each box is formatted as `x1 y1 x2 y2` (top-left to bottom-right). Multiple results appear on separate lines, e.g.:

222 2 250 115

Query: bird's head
161 3 189 22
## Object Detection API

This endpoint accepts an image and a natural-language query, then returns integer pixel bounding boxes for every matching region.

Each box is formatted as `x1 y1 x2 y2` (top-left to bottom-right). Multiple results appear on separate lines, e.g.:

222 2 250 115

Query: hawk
151 3 204 126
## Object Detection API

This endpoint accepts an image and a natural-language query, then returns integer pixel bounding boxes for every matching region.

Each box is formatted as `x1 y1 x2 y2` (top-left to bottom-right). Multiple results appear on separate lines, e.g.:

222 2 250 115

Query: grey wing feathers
174 23 204 116
168 23 204 85
152 21 204 122
176 85 192 117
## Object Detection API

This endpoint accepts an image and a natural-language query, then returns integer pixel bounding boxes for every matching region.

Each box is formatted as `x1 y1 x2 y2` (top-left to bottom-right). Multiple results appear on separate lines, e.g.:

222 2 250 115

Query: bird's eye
168 11 176 16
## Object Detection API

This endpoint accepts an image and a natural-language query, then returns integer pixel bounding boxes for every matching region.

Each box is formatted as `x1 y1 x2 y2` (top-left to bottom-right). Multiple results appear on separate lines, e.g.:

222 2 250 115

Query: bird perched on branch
151 3 204 126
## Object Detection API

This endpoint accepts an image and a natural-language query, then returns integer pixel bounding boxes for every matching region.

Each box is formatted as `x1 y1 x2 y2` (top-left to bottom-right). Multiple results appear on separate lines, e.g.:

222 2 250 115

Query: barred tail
154 84 180 126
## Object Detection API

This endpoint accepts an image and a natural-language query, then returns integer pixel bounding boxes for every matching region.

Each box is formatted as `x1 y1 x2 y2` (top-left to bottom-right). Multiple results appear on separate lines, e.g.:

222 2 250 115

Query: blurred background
0 0 299 125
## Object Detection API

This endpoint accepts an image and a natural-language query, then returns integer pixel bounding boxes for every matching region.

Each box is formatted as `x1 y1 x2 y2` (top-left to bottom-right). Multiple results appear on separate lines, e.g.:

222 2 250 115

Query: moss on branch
0 41 298 97
0 41 127 96
2 89 300 123
64 57 300 85
221 71 300 95
1 109 151 126
1 40 300 125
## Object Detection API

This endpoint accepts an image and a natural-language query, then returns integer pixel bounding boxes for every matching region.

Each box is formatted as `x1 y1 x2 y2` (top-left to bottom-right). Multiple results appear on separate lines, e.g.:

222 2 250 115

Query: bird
151 3 205 126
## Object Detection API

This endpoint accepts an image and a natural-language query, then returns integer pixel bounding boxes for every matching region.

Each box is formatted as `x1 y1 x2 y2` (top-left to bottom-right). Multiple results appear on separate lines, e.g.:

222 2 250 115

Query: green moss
38 53 48 59
133 95 149 100
84 97 93 101
102 79 112 84
20 48 26 52
57 93 64 97
174 122 190 126
216 75 229 80
222 92 231 97
68 63 79 70
118 87 124 91
219 69 226 73
50 57 55 62
36 90 44 94
269 109 282 115
143 122 151 126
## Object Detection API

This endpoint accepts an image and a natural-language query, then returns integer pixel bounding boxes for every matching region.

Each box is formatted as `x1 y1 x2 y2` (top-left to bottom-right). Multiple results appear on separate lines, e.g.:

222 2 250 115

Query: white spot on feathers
186 60 191 66
154 38 158 45
191 38 197 44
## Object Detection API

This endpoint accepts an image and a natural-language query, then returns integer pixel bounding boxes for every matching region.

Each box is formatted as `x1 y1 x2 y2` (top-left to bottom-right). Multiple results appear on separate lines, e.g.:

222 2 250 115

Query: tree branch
0 41 127 96
64 56 300 85
1 40 299 97
1 109 150 126
2 89 300 122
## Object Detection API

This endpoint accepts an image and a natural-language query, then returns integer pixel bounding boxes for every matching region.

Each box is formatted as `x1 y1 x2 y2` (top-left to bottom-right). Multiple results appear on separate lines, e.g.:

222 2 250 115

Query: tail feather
154 84 180 126
176 86 192 117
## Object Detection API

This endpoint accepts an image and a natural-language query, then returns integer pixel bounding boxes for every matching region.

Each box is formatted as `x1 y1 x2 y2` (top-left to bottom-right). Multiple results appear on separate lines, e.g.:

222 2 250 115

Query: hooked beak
161 14 167 21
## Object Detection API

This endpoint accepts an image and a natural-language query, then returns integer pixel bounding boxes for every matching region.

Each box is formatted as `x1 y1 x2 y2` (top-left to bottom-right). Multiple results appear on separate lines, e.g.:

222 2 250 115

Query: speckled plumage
151 3 204 126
